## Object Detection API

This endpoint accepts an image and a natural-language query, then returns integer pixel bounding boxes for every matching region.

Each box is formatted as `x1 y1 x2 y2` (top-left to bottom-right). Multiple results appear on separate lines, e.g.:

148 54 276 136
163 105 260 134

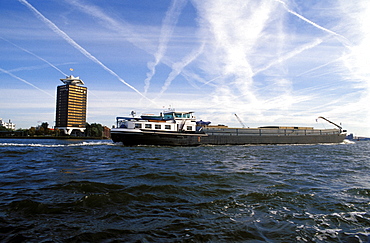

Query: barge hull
111 132 346 146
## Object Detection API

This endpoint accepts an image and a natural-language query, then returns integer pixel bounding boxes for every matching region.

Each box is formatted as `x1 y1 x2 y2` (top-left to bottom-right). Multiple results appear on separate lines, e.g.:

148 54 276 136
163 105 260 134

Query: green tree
36 127 45 135
29 127 36 136
41 122 50 135
85 123 103 137
41 122 48 130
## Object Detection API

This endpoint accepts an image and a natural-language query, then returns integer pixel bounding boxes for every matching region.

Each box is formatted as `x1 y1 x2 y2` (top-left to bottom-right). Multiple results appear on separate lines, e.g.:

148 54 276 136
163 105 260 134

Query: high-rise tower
55 75 87 135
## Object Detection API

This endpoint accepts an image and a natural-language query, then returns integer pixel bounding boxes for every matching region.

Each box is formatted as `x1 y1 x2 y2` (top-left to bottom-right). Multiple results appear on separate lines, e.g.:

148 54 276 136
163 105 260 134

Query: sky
1 0 370 136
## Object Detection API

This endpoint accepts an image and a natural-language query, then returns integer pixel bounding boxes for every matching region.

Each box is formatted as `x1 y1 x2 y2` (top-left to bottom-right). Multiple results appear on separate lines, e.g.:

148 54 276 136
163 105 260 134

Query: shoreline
0 136 111 140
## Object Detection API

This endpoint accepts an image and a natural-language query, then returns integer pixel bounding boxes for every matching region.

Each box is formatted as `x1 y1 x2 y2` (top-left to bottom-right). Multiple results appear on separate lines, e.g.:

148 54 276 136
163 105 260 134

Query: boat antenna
317 116 342 132
234 114 246 128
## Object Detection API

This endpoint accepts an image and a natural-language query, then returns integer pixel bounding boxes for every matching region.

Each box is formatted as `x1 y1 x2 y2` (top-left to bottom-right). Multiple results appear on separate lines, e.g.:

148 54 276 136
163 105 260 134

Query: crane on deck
234 114 246 128
317 116 344 132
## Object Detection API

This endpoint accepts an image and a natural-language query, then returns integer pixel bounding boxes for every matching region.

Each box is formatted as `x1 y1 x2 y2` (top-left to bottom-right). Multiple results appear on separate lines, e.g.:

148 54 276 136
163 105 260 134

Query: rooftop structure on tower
55 75 87 135
60 75 85 85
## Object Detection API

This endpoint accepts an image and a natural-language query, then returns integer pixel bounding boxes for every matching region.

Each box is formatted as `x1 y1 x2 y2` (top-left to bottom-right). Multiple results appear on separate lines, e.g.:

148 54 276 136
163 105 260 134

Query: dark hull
111 131 346 146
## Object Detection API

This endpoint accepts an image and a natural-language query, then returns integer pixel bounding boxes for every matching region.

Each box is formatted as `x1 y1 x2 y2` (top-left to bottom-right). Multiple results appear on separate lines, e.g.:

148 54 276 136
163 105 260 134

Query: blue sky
1 0 370 136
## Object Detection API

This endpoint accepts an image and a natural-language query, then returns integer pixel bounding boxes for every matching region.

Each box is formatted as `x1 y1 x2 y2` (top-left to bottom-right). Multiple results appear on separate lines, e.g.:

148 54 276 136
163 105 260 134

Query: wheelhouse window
174 113 191 118
145 124 152 129
135 123 142 128
164 113 173 119
155 124 161 129
165 125 171 130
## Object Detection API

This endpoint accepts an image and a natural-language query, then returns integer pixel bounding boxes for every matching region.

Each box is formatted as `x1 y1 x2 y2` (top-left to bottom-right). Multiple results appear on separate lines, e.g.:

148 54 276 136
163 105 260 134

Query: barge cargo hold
110 111 346 146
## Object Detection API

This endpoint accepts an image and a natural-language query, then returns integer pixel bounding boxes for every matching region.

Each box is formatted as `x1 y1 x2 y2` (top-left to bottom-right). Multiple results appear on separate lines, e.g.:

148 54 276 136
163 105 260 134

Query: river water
0 138 369 242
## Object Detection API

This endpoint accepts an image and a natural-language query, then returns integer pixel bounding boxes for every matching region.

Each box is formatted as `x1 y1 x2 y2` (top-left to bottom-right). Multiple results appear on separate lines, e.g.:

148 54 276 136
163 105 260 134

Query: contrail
144 0 188 94
296 56 345 77
1 37 67 76
0 67 54 98
7 62 76 73
18 0 156 104
156 42 205 99
200 76 222 87
253 38 323 75
275 0 352 47
65 0 203 91
181 70 210 88
65 0 155 54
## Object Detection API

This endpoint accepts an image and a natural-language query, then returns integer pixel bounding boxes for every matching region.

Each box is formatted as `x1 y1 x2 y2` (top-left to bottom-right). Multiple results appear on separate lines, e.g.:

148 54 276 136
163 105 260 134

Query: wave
0 141 114 148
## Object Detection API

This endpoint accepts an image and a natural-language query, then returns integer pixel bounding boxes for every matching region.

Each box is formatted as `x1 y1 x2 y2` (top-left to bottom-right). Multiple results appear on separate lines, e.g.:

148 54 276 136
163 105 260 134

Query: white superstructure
114 111 199 134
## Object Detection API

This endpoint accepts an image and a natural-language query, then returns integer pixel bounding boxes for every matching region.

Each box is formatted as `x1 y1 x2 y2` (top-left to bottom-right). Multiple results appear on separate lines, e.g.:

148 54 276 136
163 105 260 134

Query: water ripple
0 139 369 242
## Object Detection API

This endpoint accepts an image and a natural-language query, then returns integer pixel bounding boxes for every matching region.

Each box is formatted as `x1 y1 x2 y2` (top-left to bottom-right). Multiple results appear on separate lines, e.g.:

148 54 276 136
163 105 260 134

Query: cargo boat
110 111 346 146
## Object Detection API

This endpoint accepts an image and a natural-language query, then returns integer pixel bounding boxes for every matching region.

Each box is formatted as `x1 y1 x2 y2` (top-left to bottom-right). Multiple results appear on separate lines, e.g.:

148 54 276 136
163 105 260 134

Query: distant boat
110 110 346 146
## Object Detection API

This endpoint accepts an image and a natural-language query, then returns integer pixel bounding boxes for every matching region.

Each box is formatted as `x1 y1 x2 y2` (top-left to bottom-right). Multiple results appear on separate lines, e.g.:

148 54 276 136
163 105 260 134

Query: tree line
0 122 109 138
